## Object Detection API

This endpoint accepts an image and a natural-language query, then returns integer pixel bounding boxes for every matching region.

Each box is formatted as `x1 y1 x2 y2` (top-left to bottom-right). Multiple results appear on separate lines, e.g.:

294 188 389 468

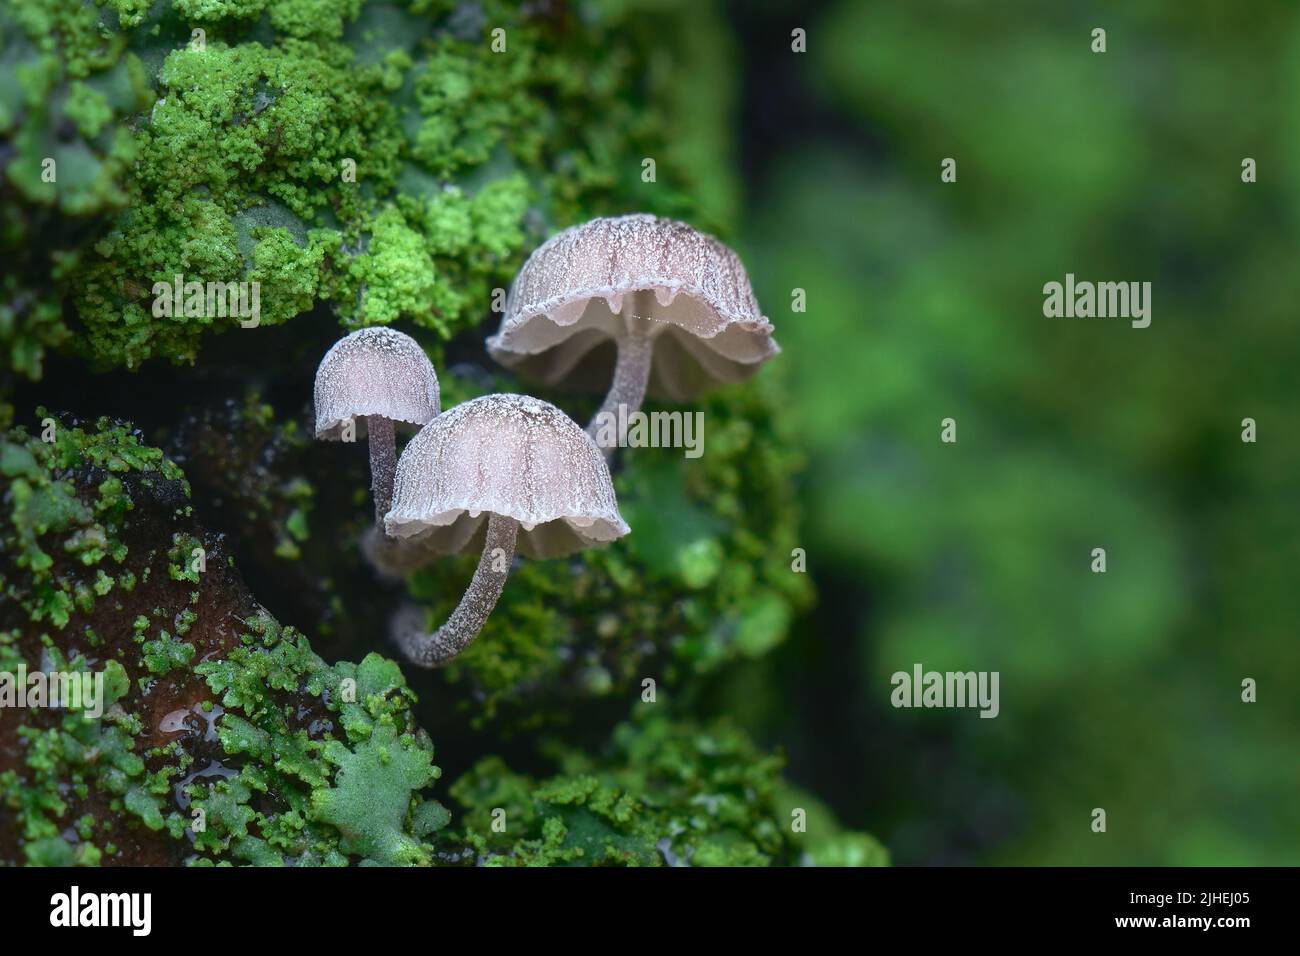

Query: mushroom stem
393 513 519 667
366 415 396 525
587 324 653 452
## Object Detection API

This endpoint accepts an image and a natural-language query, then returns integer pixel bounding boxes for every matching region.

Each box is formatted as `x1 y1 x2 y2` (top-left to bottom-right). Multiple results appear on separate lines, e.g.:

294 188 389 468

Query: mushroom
485 213 779 451
385 393 629 667
313 326 440 525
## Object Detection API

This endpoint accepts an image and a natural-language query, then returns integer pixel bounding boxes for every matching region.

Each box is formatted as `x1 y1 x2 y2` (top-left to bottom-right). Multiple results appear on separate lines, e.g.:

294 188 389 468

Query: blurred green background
719 0 1300 864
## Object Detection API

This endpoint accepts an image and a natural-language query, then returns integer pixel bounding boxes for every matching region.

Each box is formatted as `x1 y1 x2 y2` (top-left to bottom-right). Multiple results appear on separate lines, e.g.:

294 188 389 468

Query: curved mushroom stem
587 322 653 454
392 513 519 668
366 415 396 526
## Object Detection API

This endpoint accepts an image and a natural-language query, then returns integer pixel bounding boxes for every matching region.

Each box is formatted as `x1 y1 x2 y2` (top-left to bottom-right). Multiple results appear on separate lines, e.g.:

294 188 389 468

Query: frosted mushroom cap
314 326 440 439
385 393 630 559
486 213 779 401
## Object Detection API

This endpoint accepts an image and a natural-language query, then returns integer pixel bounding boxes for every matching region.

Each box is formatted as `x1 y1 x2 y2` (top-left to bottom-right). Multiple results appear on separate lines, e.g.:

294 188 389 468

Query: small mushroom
486 213 779 451
313 326 440 525
385 393 629 667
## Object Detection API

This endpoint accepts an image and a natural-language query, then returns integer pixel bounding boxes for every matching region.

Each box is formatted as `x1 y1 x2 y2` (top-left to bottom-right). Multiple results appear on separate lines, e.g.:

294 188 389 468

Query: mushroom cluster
312 213 776 668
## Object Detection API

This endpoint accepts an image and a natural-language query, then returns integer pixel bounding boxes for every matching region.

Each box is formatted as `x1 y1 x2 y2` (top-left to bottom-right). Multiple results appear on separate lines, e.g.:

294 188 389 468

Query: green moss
141 632 196 675
4 650 136 865
449 709 883 867
0 276 69 382
185 620 450 866
311 723 441 865
0 417 448 866
407 33 535 177
342 205 439 327
0 2 154 382
5 0 738 374
1 413 177 624
270 0 363 40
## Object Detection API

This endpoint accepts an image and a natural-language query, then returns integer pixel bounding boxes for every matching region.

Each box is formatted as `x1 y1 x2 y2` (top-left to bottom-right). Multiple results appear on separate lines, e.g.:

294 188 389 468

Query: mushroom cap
486 213 779 401
384 393 630 559
314 326 440 440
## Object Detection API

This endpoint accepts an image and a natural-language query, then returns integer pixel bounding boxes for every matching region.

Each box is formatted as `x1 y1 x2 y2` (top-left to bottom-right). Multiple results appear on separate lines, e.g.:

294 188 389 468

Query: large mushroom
486 213 779 452
385 393 629 667
313 326 440 525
